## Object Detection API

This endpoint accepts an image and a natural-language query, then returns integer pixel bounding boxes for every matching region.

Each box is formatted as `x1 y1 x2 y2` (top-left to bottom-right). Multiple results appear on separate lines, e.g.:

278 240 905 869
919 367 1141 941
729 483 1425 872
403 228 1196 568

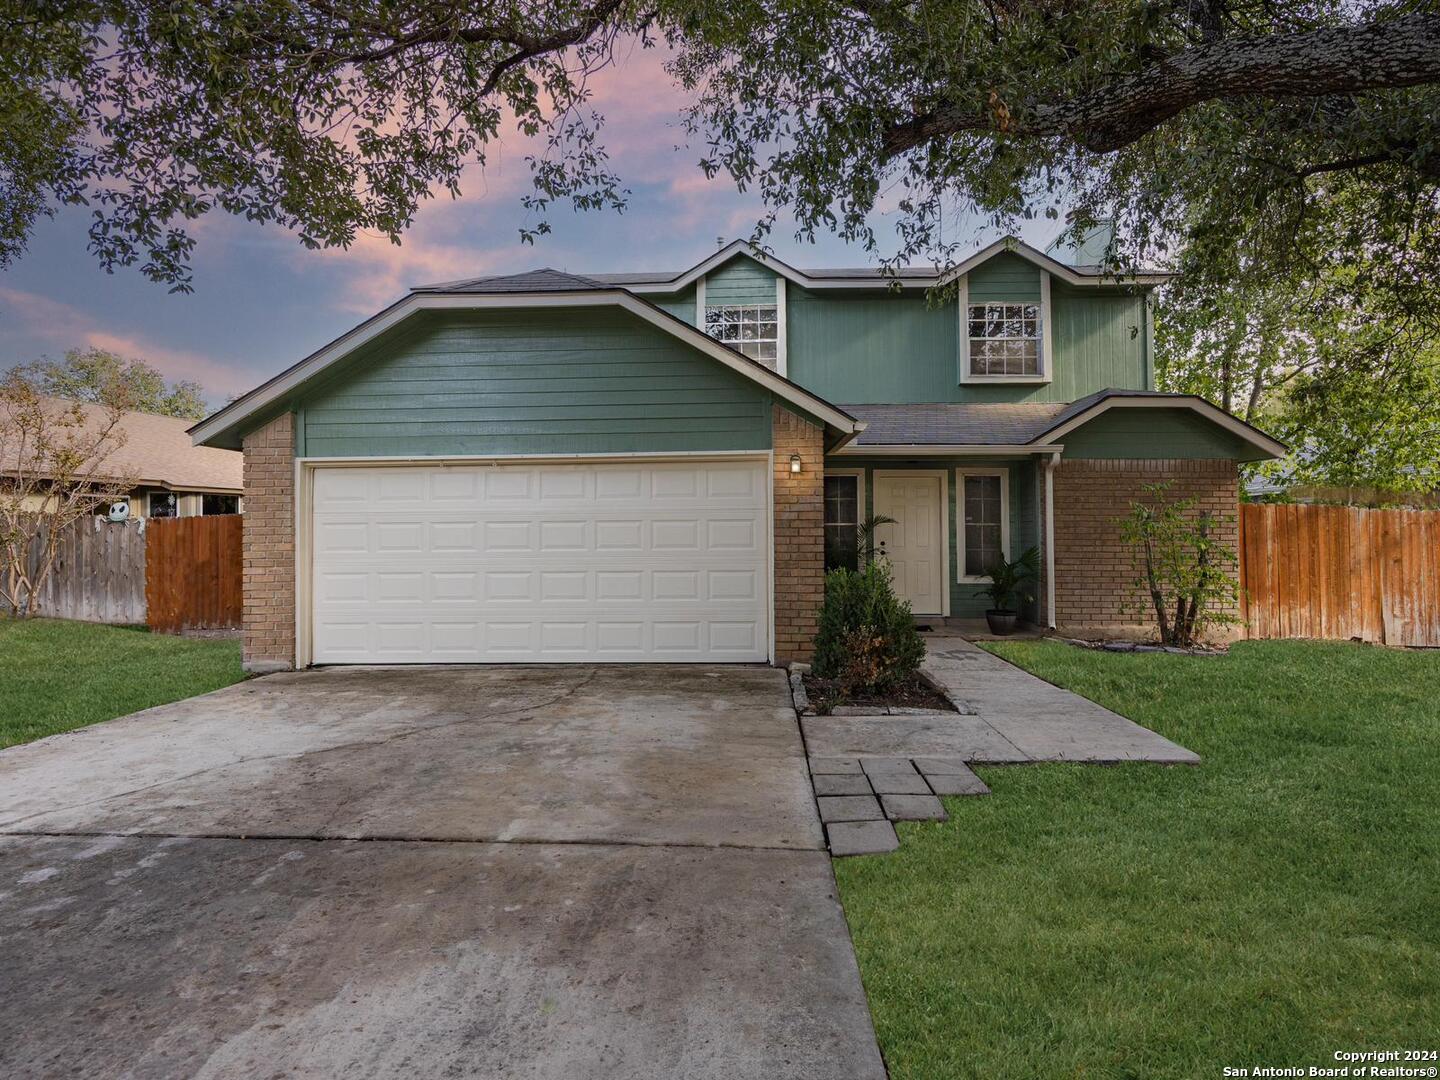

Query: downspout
1044 451 1059 630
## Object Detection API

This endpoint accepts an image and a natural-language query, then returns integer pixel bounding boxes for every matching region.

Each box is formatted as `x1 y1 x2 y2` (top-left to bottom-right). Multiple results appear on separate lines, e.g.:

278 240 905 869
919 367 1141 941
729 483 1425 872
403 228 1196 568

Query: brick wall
1053 458 1240 638
773 405 825 664
241 412 296 672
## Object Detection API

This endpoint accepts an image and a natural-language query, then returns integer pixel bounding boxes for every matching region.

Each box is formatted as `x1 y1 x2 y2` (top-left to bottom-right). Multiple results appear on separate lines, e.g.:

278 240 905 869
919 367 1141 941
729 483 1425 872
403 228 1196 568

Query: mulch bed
802 671 957 713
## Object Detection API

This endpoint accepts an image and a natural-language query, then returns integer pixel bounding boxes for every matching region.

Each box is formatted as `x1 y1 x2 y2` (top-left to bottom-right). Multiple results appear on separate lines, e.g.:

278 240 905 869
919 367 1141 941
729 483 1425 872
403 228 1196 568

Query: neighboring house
3 399 242 518
191 236 1284 673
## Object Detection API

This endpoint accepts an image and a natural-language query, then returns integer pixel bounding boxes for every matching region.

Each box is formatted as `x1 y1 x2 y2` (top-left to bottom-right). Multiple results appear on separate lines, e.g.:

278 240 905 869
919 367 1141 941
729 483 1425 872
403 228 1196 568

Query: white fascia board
938 238 1174 289
190 291 860 447
834 443 1065 456
1037 396 1287 457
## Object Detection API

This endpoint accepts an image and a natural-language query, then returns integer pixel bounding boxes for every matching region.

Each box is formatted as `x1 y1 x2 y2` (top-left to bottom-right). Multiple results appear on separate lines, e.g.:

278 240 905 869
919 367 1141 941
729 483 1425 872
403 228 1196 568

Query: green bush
812 561 926 696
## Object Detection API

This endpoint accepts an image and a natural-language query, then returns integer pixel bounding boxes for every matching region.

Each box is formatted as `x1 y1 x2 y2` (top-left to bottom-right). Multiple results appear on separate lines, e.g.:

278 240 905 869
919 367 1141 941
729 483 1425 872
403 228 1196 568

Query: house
3 398 242 518
190 237 1284 673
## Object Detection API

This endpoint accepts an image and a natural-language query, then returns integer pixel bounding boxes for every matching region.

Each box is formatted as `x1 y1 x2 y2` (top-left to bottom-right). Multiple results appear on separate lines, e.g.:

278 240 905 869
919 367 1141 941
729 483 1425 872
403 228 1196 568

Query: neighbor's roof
2 398 242 492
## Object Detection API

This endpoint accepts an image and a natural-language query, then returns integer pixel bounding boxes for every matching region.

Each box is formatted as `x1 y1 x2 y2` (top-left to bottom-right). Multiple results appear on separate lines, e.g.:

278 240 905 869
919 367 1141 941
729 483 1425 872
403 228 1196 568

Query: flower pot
985 609 1020 635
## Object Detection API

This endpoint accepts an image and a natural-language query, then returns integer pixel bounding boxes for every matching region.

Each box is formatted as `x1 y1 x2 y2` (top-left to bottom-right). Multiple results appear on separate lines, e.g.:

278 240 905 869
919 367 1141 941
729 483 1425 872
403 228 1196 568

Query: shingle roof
419 269 612 294
587 266 941 286
2 398 242 491
847 403 1071 446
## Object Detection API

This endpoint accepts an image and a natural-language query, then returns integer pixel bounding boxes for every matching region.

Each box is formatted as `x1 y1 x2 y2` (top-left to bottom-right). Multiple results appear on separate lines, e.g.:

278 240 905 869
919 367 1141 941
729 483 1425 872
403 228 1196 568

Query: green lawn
0 618 244 749
836 640 1440 1080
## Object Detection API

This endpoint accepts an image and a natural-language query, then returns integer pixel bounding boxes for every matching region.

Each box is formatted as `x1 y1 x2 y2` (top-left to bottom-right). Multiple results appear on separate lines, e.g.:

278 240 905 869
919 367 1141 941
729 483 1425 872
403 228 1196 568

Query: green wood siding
295 307 772 457
652 285 697 326
704 257 778 306
1061 407 1264 460
788 278 1148 404
788 288 958 401
827 456 1042 620
967 252 1042 302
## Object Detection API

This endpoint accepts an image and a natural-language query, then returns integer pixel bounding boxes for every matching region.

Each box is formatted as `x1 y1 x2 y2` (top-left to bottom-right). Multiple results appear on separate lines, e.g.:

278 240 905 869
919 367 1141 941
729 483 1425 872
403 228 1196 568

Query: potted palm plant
982 546 1040 635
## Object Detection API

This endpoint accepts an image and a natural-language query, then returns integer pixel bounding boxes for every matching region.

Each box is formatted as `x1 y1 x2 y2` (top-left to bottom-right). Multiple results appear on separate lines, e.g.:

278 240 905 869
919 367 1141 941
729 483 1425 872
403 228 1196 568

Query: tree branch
881 12 1440 159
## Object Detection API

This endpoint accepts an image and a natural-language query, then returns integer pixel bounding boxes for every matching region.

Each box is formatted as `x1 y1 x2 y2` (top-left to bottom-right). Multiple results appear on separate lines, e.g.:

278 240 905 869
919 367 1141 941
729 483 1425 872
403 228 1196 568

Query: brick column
1053 458 1240 639
241 412 296 672
773 405 825 665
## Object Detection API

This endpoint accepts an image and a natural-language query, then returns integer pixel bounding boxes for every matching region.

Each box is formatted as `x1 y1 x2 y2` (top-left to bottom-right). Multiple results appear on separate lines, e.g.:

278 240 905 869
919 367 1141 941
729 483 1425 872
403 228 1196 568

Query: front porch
821 450 1244 640
822 452 1055 629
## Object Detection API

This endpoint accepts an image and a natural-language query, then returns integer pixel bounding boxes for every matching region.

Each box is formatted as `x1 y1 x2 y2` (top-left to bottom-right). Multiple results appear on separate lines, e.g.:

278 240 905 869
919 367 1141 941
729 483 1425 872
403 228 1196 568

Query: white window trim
955 467 1011 584
873 469 951 617
775 276 788 377
958 272 1054 385
823 467 865 569
698 274 785 374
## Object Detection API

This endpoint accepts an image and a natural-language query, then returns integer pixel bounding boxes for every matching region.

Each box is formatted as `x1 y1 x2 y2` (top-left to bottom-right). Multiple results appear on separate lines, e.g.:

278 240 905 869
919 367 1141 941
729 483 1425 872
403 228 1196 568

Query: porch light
789 453 803 474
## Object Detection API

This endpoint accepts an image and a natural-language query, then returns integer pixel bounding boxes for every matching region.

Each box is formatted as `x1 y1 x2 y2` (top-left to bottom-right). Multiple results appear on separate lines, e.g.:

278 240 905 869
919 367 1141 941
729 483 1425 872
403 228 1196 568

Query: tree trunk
1143 535 1172 643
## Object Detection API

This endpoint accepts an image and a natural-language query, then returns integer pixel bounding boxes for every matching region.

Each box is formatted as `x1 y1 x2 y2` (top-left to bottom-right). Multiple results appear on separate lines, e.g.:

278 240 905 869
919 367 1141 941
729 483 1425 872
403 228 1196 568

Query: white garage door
309 459 770 663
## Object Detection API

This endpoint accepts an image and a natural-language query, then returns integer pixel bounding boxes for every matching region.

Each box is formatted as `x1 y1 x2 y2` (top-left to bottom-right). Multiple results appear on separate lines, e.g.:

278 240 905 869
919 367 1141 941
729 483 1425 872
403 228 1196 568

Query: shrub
812 561 926 698
1117 482 1241 647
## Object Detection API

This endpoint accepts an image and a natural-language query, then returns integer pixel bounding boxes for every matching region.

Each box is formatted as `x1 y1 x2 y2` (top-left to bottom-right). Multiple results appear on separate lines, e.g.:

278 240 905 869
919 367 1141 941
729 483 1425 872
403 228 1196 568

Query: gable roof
1031 390 1286 456
418 237 1173 297
3 398 242 492
416 268 612 294
190 286 863 450
938 238 1172 288
836 391 1285 459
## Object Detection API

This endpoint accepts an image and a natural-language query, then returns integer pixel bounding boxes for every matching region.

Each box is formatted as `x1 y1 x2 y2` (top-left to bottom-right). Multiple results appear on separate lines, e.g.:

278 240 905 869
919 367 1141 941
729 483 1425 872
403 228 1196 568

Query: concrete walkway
804 634 1199 766
0 666 885 1080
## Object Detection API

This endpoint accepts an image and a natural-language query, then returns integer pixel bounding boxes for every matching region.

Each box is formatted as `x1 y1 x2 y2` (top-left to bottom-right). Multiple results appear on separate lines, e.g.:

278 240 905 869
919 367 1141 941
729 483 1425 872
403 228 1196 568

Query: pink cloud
0 286 252 396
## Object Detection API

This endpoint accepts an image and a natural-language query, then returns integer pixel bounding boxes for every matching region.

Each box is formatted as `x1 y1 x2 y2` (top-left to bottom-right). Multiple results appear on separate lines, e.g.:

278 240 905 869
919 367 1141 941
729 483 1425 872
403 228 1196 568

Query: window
148 491 177 518
705 305 778 367
968 302 1041 377
961 473 1006 578
202 494 240 515
824 474 860 571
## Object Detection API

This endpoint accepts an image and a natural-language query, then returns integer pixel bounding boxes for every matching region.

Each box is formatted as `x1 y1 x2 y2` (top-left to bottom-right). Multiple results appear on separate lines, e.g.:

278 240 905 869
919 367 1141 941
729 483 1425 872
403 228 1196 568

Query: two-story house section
191 237 1284 673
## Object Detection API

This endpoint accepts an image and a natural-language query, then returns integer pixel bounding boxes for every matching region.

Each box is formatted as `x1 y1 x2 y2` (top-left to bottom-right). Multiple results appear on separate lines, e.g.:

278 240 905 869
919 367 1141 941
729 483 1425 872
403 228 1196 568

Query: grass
835 639 1440 1080
0 617 244 749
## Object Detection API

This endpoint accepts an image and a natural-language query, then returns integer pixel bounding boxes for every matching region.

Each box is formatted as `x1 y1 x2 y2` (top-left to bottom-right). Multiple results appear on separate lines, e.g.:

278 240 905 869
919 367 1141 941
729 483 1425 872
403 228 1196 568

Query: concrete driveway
0 666 885 1079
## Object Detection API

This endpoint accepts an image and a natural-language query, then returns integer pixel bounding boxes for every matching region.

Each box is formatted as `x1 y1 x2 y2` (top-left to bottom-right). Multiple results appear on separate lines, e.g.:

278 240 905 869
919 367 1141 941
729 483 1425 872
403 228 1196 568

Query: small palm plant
856 513 897 562
982 546 1040 634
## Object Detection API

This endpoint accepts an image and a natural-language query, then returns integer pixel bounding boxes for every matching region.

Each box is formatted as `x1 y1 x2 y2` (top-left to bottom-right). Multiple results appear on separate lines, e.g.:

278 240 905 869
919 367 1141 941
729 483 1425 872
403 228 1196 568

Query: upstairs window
705 305 778 367
968 302 1041 377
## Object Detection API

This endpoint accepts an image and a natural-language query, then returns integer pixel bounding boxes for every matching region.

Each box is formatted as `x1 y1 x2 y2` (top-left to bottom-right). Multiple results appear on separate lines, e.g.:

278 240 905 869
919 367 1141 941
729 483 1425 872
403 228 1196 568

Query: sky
0 44 1057 408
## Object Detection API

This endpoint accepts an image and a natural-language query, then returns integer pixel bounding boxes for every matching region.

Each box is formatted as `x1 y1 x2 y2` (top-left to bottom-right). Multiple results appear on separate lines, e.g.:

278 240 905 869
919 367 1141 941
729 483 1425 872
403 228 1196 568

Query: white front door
874 472 947 616
308 458 770 663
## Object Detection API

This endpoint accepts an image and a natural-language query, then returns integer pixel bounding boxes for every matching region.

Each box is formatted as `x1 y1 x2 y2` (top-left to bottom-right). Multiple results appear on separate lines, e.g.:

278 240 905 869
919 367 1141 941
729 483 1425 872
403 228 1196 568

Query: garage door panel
310 460 769 663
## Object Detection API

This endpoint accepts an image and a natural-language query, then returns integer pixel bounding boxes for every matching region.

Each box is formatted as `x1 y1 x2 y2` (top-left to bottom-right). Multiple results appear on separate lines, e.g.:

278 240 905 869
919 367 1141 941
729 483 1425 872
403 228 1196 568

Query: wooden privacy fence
18 516 148 623
144 515 243 633
9 513 242 632
1241 504 1440 647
